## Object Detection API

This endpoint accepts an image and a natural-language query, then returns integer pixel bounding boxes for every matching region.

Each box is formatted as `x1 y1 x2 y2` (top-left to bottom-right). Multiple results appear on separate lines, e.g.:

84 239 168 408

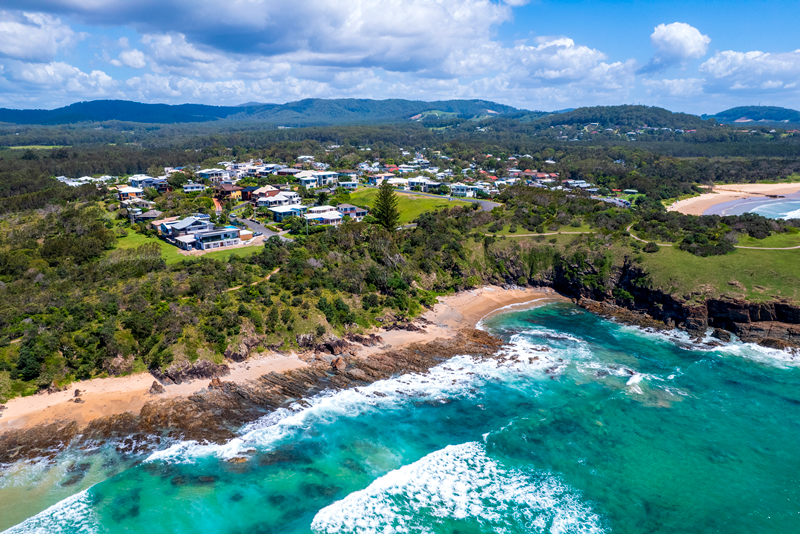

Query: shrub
643 242 660 253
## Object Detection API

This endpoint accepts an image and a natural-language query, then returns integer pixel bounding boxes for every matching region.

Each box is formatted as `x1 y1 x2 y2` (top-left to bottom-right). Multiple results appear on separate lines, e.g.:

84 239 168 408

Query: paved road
361 185 501 212
235 217 293 242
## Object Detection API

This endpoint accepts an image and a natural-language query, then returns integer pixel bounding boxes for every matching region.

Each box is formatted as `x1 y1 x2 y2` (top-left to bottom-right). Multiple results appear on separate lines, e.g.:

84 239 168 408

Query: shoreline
0 285 564 434
667 182 800 215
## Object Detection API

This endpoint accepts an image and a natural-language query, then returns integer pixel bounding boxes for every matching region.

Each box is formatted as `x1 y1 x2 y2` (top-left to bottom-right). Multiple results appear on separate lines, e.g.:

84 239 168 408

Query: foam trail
312 442 605 534
2 490 97 534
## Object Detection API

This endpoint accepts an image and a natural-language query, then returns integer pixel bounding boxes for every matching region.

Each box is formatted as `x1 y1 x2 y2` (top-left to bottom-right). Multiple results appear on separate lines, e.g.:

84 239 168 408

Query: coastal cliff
531 257 800 349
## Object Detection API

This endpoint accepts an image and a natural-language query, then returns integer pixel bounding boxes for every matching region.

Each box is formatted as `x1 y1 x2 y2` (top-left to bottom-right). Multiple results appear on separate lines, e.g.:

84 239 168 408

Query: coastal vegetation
0 109 799 403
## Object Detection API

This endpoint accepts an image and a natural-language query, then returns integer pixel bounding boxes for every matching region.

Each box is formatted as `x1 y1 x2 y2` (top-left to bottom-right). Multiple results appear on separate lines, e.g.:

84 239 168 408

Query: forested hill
0 101 272 125
704 106 800 123
531 105 709 130
0 98 522 126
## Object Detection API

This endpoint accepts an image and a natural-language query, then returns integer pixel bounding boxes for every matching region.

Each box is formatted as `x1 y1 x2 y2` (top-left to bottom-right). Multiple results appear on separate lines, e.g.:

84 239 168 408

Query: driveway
236 217 292 242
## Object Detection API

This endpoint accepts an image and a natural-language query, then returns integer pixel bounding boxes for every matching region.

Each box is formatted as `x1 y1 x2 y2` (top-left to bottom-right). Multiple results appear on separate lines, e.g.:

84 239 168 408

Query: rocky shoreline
0 329 503 466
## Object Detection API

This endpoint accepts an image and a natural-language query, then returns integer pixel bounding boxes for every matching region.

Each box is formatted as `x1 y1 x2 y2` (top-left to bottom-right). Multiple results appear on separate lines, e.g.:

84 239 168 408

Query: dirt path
625 224 800 250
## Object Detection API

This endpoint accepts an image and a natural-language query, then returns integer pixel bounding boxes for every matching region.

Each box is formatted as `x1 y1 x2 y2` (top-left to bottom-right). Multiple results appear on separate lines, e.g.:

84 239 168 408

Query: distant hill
703 106 800 124
0 98 521 126
532 105 708 130
0 100 278 125
227 98 521 126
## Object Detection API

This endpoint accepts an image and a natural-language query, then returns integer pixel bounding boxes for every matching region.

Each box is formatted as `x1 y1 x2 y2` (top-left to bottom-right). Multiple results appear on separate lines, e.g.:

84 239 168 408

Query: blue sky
0 0 798 113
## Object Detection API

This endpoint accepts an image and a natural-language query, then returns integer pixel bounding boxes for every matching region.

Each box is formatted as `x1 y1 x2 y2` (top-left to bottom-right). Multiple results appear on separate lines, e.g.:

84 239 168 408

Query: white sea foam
2 490 98 534
311 441 605 534
476 298 551 330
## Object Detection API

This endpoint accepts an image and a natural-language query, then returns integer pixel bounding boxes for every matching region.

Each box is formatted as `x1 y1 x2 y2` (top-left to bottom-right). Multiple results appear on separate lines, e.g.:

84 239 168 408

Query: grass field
348 188 471 224
6 145 69 150
640 246 800 302
113 232 263 264
736 229 800 248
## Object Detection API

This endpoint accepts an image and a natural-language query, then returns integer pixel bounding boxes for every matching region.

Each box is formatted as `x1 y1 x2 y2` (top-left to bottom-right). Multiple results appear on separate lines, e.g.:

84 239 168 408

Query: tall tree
373 181 400 230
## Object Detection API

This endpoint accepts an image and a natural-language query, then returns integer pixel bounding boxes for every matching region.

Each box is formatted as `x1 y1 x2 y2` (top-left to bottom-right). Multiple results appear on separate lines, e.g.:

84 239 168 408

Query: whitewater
3 302 800 533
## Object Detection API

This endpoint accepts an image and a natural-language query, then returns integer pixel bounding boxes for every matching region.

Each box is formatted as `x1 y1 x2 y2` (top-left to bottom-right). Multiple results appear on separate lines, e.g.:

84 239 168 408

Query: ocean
704 192 800 219
3 302 800 533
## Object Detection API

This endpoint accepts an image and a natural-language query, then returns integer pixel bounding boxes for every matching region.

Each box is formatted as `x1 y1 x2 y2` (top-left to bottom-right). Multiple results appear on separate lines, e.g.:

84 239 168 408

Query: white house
269 205 308 222
338 181 358 191
449 182 477 198
183 181 206 193
408 177 440 193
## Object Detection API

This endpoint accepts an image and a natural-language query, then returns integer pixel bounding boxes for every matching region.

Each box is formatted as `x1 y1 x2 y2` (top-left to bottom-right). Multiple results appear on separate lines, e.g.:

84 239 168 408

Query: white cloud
111 49 146 68
638 22 710 74
642 77 705 98
0 60 118 107
700 49 800 94
0 11 80 62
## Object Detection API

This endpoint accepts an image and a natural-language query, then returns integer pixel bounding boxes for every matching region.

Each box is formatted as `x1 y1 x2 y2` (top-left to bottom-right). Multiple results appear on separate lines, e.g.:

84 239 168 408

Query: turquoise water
706 193 800 219
4 302 800 533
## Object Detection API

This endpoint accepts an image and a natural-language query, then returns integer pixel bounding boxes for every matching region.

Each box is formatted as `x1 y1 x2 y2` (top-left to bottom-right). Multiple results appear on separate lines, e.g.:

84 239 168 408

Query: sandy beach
0 286 563 432
668 183 800 215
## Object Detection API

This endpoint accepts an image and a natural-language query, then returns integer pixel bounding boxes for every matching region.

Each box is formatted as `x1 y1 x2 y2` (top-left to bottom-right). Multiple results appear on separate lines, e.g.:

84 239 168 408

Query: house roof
169 217 207 230
216 184 243 192
176 235 197 243
119 186 143 193
336 203 358 209
269 205 307 213
138 210 163 218
241 186 260 193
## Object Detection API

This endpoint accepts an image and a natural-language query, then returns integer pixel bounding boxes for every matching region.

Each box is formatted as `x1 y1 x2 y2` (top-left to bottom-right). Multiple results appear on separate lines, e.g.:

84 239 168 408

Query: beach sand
668 183 800 215
0 286 563 432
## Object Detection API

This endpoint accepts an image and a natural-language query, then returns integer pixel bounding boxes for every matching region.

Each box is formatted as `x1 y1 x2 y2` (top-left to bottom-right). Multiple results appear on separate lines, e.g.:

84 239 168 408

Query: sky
0 0 798 114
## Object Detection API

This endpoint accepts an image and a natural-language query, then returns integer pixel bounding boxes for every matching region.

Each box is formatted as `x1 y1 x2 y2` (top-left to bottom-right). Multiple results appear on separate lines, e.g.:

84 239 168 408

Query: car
254 231 263 236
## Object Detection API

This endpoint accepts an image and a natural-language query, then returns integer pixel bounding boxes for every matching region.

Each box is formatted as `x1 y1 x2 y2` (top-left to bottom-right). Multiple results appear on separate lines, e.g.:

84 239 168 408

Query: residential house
118 186 144 201
214 184 243 200
368 173 395 185
338 181 358 191
449 182 477 198
240 186 260 201
256 191 301 208
336 203 368 222
337 169 359 181
121 198 156 210
194 228 241 250
276 168 302 177
408 177 440 193
183 181 206 193
304 206 343 226
132 209 164 223
161 215 214 238
197 168 228 182
386 177 409 190
268 204 308 222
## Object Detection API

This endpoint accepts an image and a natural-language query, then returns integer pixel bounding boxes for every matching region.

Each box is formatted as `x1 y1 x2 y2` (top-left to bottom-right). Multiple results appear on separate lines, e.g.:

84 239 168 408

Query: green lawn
7 145 69 149
113 232 185 264
736 229 800 248
113 232 263 264
640 246 800 303
348 188 472 224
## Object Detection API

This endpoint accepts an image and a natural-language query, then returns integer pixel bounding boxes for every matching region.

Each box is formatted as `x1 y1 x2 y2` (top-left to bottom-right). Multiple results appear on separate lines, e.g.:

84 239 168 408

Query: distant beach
667 183 800 216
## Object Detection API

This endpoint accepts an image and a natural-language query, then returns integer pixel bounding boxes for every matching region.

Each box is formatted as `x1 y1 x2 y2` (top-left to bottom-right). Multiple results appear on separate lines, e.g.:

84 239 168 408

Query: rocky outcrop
151 360 230 385
148 381 166 395
224 335 265 362
730 321 800 347
0 329 504 464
